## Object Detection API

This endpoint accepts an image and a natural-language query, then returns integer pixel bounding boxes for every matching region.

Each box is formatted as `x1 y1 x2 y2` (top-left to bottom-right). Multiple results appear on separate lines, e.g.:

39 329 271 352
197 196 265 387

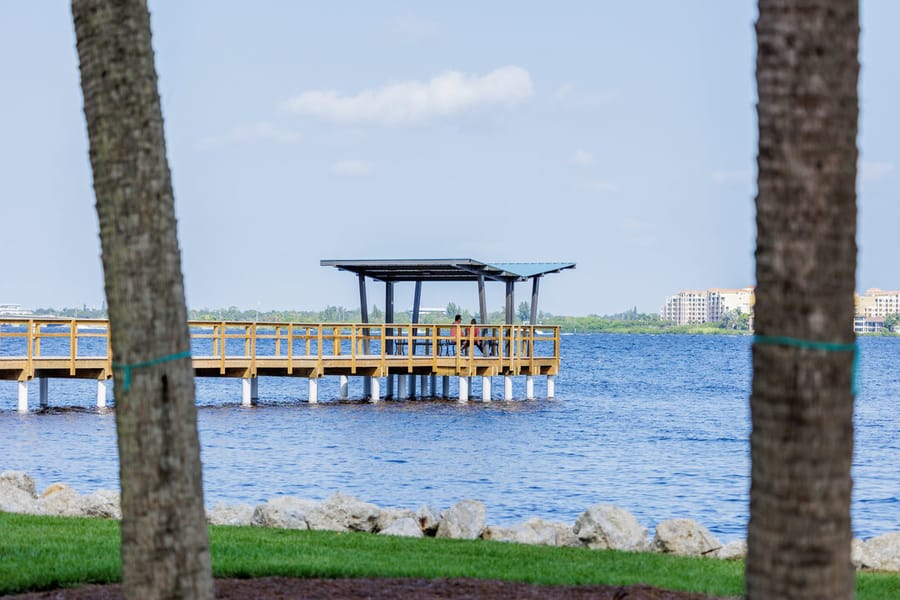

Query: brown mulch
5 577 735 599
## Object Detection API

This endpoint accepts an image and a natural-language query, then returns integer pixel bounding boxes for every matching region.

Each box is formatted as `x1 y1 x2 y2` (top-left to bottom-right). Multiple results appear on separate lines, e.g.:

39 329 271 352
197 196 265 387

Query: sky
1 2 898 317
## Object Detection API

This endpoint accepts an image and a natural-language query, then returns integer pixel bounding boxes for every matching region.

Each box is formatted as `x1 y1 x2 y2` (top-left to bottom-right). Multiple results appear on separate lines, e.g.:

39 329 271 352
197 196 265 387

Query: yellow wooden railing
0 318 560 380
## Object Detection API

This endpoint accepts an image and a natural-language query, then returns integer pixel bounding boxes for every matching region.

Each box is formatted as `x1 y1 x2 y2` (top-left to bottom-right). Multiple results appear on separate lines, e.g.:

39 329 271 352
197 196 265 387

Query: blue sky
1 2 897 317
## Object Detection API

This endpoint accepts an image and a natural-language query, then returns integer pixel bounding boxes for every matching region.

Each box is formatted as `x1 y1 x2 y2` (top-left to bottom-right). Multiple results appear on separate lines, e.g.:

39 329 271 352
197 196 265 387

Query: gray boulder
252 496 316 529
858 532 900 572
81 490 121 520
306 492 382 533
37 483 83 517
851 538 865 569
714 539 747 561
573 504 648 551
436 499 486 540
1 470 38 498
653 518 721 557
416 504 441 536
208 503 254 527
378 516 425 538
376 507 417 532
483 518 581 547
0 481 41 515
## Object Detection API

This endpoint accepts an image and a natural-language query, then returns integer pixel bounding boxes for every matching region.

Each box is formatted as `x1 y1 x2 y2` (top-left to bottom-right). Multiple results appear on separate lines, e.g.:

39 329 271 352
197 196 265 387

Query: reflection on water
2 334 898 542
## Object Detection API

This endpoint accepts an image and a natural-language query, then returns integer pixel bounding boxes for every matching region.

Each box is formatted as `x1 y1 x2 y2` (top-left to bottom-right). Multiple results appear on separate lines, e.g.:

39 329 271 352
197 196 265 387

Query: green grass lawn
1 512 898 598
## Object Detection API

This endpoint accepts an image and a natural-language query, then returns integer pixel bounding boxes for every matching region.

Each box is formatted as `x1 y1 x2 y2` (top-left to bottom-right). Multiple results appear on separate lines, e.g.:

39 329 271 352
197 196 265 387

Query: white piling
17 380 28 413
458 376 469 403
398 374 408 399
241 378 253 407
370 377 381 403
504 376 513 400
339 375 349 399
97 379 108 408
547 375 556 398
39 378 49 408
526 376 535 400
308 378 318 404
482 376 492 402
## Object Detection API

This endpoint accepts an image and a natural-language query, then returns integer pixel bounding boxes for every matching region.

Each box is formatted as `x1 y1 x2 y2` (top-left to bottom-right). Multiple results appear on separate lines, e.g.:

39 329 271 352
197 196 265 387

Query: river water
1 333 897 542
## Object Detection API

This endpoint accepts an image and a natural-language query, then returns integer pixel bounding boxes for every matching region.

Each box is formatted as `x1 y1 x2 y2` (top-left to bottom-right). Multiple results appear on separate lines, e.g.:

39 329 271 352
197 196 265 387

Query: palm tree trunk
749 0 859 598
71 1 213 597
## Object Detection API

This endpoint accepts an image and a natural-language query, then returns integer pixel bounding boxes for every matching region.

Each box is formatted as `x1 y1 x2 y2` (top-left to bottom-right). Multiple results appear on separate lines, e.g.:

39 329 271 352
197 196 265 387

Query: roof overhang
321 258 575 283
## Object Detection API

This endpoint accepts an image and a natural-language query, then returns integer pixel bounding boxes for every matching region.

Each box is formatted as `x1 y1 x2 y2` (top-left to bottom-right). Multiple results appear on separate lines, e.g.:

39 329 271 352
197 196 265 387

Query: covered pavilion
320 258 576 327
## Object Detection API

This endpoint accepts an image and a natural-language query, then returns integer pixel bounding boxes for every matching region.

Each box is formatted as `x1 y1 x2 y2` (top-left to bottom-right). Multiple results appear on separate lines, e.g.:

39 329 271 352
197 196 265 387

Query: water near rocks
2 333 897 542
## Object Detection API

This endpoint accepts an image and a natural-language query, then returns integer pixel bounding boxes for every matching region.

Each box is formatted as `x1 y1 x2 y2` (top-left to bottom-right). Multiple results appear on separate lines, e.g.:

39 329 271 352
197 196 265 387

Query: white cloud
860 161 895 182
281 66 533 125
331 160 373 176
572 150 594 166
197 122 302 149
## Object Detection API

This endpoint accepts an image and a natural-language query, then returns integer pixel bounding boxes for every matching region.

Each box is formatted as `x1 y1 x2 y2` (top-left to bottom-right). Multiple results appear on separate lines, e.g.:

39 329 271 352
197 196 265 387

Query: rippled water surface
2 333 898 542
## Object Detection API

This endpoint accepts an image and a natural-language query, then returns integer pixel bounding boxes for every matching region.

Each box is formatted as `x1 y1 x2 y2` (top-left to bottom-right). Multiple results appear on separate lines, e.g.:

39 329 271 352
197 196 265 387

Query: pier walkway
1 318 560 412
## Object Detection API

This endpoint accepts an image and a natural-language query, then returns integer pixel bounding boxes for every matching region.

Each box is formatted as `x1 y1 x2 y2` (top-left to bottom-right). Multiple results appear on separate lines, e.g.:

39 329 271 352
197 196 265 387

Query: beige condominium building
661 287 754 325
854 288 900 332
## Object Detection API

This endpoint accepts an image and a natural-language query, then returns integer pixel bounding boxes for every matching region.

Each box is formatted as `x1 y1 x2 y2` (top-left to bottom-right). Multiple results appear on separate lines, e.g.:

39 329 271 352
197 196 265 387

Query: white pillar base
369 377 381 403
504 376 513 400
398 374 408 399
308 378 318 403
39 378 49 408
339 375 349 399
17 380 28 413
482 376 491 402
458 376 469 403
241 378 254 407
526 376 535 400
442 376 450 398
97 379 108 408
547 375 555 398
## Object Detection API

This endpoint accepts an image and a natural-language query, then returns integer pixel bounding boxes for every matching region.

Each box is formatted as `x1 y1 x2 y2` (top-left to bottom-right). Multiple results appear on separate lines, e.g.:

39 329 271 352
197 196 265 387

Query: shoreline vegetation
24 306 900 336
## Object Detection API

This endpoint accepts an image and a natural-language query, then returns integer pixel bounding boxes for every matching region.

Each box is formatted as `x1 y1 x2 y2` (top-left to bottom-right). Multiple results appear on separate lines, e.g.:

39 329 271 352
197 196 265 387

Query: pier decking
1 318 560 411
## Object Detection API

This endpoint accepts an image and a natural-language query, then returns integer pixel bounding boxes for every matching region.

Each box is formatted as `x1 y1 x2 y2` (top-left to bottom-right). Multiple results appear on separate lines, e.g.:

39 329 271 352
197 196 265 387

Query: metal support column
547 375 555 398
97 379 108 408
482 376 492 402
17 380 28 412
458 376 469 403
369 377 380 402
39 378 48 408
504 376 513 400
308 378 318 403
526 376 535 400
339 375 349 399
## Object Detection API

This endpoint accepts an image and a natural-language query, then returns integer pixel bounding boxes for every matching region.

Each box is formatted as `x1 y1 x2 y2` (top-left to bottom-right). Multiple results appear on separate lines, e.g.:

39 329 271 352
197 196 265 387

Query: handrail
0 318 560 379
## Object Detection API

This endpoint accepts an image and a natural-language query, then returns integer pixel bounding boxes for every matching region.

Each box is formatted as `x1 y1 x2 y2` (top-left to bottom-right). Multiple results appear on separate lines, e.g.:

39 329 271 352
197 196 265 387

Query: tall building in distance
661 287 754 326
662 286 900 333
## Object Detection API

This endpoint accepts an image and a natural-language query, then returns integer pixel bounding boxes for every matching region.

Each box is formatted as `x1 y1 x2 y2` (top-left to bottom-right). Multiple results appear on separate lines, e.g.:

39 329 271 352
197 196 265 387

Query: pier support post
504 376 513 400
526 376 534 400
442 376 450 398
369 377 380 403
39 378 49 408
458 376 469 403
420 375 428 398
308 378 318 404
97 379 108 409
547 375 555 398
17 380 28 413
241 378 256 407
363 376 371 398
398 374 408 399
339 375 349 399
429 375 436 398
386 375 394 399
482 376 491 402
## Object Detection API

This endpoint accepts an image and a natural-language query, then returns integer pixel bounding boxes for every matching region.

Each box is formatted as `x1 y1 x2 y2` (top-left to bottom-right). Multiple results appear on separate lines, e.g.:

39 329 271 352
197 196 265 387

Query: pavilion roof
320 258 575 283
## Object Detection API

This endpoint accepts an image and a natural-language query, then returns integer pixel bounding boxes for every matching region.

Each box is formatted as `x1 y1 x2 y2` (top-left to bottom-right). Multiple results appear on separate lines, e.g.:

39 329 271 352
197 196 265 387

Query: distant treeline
32 303 752 334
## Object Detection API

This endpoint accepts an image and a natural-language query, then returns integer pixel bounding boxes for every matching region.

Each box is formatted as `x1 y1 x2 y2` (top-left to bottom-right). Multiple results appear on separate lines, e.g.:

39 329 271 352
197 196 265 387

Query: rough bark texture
749 0 858 598
71 1 213 598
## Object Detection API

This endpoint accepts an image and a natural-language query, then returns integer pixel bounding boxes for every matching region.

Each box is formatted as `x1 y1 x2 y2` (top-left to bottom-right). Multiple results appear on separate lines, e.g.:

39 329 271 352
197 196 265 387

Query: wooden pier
1 318 561 411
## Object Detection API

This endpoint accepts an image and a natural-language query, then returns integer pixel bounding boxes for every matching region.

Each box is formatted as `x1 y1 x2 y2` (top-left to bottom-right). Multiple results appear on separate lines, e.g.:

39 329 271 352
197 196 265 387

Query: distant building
661 287 754 326
854 289 900 333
